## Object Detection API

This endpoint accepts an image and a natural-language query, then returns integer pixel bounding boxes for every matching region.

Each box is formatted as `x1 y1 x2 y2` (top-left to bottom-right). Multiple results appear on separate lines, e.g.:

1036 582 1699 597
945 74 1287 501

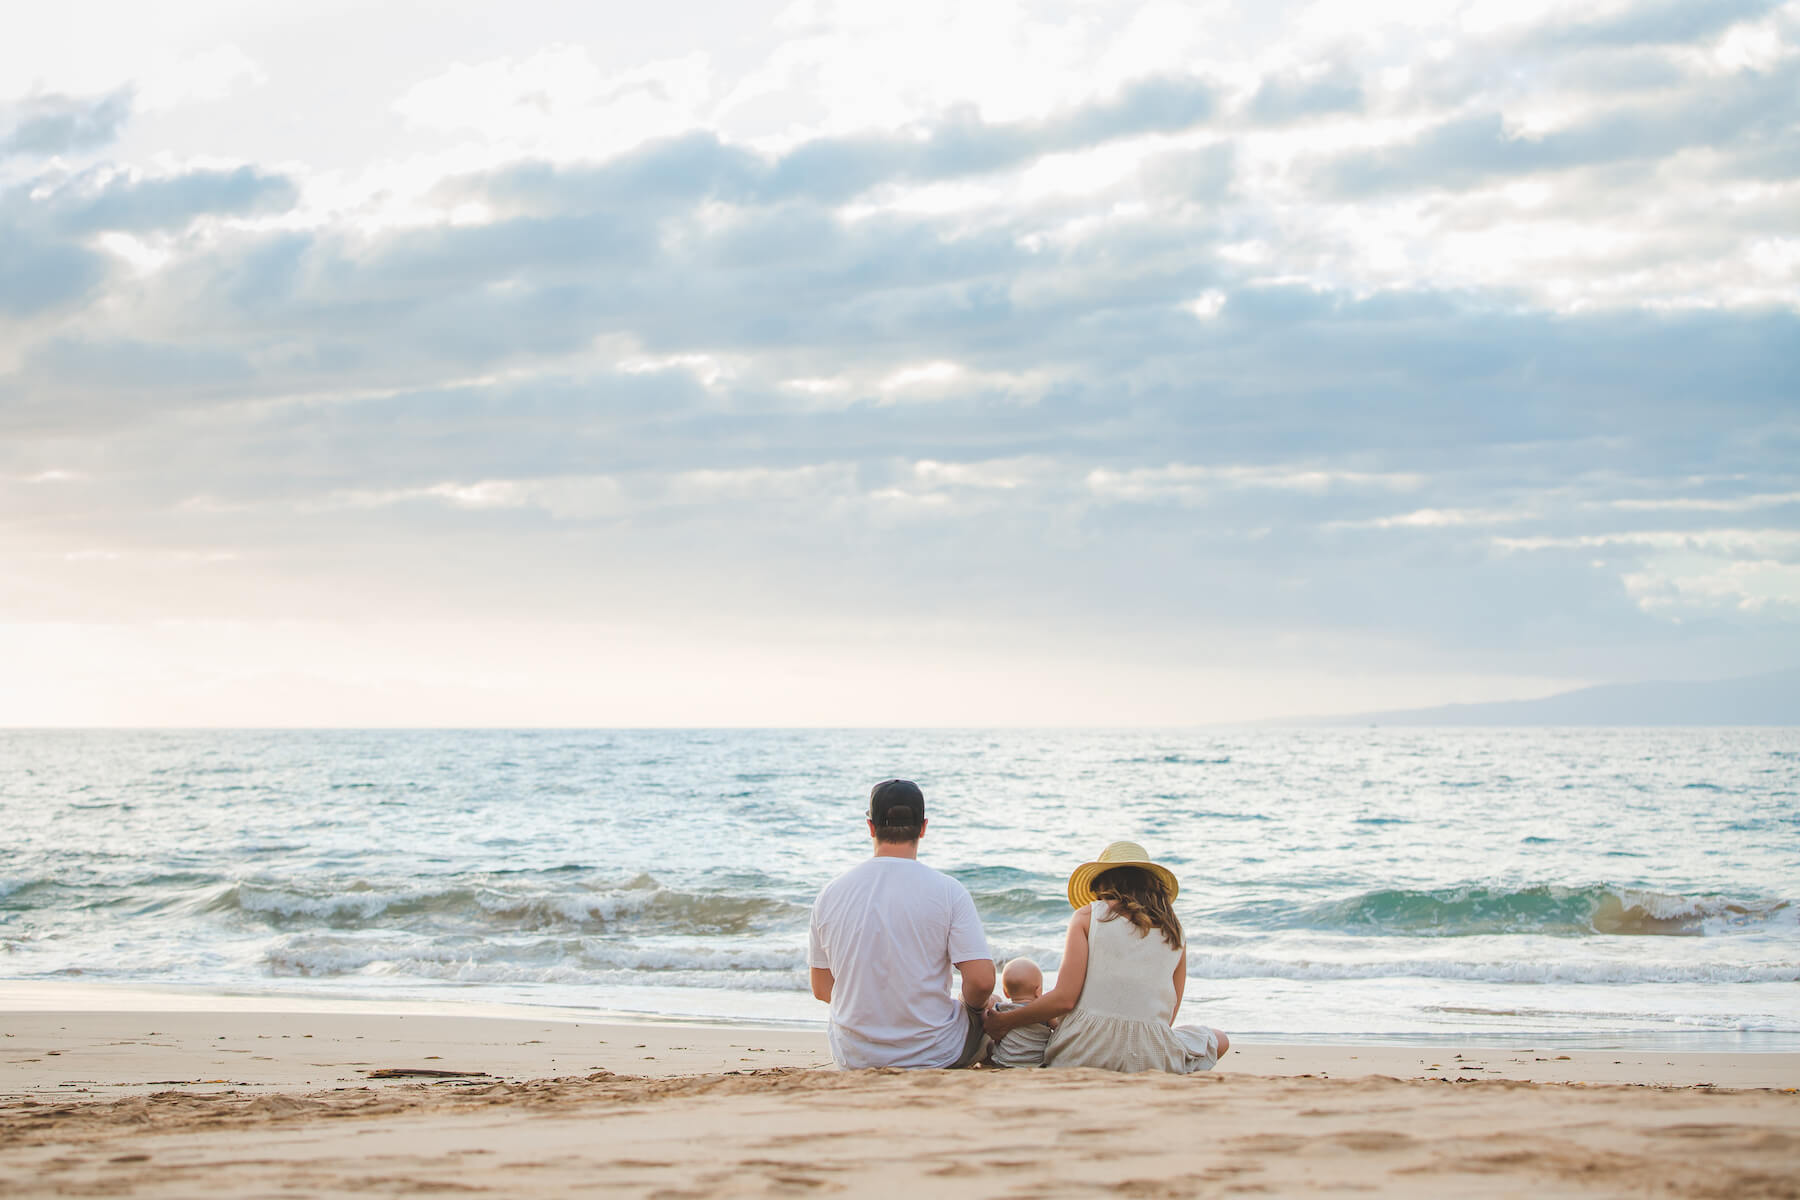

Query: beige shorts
948 1005 990 1068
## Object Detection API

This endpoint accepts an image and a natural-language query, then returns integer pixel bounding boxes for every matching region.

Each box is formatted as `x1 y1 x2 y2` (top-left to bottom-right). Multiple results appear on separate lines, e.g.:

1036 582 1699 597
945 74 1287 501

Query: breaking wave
207 874 807 936
1282 885 1792 937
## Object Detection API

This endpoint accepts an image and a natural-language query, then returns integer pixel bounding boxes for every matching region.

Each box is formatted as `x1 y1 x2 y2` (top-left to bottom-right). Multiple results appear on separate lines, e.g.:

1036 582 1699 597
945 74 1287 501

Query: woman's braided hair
1091 865 1183 950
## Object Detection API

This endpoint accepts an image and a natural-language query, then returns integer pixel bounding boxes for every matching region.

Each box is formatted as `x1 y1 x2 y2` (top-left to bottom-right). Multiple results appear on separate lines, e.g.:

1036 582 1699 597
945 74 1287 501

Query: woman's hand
982 907 1094 1040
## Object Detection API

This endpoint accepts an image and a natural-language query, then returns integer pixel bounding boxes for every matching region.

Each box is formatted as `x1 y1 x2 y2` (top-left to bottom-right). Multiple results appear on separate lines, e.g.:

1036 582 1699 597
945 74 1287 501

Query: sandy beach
3 991 1796 1197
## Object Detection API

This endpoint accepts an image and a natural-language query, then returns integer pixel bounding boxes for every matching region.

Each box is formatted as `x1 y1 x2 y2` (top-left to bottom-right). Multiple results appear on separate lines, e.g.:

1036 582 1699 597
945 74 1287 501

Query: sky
1 0 1796 726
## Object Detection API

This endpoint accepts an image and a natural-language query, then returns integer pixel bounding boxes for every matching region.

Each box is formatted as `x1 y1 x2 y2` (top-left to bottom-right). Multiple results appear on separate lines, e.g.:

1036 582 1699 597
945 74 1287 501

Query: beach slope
3 1007 1798 1197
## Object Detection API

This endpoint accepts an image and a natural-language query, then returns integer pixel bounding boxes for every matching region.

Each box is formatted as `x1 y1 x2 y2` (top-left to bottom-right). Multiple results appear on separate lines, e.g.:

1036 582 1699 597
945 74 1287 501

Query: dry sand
3 997 1797 1197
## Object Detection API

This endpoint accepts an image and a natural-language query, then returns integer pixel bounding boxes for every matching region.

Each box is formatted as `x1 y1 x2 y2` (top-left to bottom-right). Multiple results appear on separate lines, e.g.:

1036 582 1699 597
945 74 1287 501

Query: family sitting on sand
808 778 1229 1072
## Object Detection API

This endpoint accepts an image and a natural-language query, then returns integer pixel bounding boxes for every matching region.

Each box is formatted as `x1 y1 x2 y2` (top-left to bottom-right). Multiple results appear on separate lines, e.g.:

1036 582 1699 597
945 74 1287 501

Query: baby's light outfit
1042 900 1220 1073
988 1001 1053 1068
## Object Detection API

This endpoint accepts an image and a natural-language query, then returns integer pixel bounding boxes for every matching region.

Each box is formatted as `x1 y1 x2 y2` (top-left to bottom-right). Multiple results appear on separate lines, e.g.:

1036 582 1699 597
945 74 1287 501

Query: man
807 778 995 1068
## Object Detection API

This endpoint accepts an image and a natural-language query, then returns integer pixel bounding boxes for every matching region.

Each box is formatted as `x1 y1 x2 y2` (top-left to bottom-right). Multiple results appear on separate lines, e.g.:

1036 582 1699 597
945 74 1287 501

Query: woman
983 840 1228 1072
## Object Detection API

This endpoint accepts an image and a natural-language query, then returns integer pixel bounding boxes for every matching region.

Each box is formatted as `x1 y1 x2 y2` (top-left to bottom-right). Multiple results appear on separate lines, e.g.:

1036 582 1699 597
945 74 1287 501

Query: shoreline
5 977 1797 1052
0 979 816 1030
5 1001 1798 1099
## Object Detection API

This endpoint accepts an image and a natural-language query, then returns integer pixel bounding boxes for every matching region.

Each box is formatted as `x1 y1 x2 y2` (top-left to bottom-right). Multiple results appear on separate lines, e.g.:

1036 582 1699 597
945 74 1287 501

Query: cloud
459 72 1217 215
21 336 254 396
48 165 299 235
1086 464 1424 504
1137 142 1235 204
1521 0 1784 51
394 45 714 161
0 88 132 157
1243 65 1363 123
1 1 1797 720
1607 491 1800 513
1323 61 1800 194
0 158 298 323
0 237 109 318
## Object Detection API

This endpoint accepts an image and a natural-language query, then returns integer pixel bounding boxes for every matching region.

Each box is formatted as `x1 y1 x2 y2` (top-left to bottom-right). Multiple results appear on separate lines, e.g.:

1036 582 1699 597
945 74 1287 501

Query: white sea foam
232 885 422 921
262 933 808 980
1184 952 1800 986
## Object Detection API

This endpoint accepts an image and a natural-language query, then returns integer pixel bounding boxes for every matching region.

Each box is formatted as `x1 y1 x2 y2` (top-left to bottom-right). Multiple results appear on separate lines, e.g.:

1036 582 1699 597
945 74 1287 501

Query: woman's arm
983 907 1091 1037
1170 947 1187 1024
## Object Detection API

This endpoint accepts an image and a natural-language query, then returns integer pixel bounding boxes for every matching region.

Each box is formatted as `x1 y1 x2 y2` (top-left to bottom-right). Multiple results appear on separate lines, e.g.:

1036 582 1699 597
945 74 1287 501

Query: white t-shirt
807 856 991 1069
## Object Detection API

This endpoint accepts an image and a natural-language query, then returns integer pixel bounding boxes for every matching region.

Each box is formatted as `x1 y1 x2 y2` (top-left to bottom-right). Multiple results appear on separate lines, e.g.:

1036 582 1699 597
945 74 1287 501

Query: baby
986 957 1057 1069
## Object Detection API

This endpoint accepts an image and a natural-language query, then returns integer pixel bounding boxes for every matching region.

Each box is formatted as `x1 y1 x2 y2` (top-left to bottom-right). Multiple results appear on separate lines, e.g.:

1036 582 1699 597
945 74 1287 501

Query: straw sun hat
1065 840 1180 909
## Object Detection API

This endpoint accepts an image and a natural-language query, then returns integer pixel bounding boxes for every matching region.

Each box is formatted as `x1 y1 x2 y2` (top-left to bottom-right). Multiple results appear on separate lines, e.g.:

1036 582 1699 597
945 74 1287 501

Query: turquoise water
2 728 1795 1045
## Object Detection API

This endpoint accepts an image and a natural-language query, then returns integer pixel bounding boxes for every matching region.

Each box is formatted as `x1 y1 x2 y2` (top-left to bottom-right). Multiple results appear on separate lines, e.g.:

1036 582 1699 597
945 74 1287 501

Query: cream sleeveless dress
1042 900 1220 1073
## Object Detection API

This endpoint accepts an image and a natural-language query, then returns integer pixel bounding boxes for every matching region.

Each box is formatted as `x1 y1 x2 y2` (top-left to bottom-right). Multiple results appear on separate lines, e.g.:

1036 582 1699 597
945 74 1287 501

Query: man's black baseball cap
868 778 925 825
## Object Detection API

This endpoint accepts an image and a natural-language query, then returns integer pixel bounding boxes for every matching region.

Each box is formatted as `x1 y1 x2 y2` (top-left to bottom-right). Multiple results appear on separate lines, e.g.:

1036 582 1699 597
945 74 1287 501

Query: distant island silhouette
1294 667 1800 726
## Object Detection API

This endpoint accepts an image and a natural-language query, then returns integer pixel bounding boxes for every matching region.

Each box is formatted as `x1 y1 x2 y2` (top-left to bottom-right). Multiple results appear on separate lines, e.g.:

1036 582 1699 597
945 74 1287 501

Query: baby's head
1002 957 1043 1003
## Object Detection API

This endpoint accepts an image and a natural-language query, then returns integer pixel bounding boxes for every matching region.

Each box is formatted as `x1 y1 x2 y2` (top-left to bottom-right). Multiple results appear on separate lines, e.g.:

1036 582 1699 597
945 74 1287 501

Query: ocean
2 728 1795 1047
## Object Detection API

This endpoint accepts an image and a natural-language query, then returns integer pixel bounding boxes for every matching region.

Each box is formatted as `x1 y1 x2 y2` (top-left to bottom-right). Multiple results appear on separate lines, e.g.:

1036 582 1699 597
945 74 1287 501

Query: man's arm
806 899 834 1004
954 957 994 1009
946 883 994 1009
